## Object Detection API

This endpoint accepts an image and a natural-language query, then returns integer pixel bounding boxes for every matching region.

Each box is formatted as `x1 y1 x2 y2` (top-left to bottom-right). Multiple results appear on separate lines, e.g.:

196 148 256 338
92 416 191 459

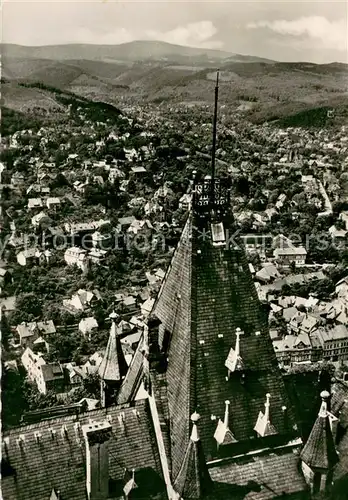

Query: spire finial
264 393 271 422
109 310 119 323
190 412 201 442
224 400 230 428
319 390 330 418
235 327 243 356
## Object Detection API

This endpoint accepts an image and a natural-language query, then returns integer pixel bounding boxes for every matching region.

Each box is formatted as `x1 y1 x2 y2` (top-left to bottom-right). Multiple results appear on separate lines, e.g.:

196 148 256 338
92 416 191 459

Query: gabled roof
37 320 56 335
213 401 237 446
300 391 339 470
17 322 38 339
41 364 64 383
98 321 128 382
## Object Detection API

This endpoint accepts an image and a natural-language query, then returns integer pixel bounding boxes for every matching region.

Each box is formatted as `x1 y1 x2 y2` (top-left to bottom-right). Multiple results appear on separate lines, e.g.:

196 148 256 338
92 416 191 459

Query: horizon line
2 40 346 66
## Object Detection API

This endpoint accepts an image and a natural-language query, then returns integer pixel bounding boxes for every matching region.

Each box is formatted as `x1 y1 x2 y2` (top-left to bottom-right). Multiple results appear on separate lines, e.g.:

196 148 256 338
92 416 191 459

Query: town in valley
1 4 348 499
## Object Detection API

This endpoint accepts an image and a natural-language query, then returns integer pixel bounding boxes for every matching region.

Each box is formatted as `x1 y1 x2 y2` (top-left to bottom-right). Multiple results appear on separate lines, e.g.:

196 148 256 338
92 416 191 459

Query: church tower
118 71 299 480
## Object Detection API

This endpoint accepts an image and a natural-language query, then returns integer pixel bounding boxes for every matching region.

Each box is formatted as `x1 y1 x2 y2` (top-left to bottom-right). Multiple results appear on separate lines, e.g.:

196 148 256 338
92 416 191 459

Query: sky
2 0 347 63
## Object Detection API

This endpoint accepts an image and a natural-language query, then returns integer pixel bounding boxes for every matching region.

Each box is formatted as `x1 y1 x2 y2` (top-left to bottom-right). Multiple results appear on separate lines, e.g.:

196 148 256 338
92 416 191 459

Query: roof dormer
254 393 277 437
225 328 244 377
214 400 237 448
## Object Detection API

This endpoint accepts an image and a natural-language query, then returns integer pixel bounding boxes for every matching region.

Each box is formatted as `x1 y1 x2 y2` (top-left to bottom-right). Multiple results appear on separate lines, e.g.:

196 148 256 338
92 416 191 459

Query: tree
47 329 80 362
2 364 28 429
289 261 296 273
23 381 58 410
1 314 12 349
9 292 43 324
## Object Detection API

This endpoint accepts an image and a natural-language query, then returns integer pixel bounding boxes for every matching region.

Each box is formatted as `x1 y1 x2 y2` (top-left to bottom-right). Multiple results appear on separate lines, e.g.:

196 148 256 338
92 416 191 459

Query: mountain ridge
1 40 275 64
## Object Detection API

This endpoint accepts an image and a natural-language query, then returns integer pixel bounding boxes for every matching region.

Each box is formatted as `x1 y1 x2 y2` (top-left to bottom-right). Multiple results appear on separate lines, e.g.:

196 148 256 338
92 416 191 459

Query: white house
141 297 155 317
88 248 108 265
17 248 43 267
28 198 43 210
21 347 46 391
31 211 52 228
17 322 39 346
274 246 307 266
329 225 347 241
46 197 61 210
64 247 89 272
179 193 192 211
22 347 64 395
63 289 96 313
79 317 98 339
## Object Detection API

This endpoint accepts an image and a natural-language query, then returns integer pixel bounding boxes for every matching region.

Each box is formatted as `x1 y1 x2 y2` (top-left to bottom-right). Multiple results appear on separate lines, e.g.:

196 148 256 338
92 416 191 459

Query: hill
2 40 254 63
1 82 124 137
2 42 348 127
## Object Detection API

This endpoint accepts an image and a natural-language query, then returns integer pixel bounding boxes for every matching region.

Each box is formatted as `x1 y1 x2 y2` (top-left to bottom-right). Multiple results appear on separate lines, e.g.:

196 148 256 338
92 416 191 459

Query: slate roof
41 364 64 383
208 443 308 500
1 400 165 500
151 211 298 477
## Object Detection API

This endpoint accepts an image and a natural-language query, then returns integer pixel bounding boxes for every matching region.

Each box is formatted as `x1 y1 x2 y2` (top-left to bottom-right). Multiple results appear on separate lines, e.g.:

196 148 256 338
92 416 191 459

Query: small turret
300 391 339 495
225 328 244 377
99 313 128 407
173 412 213 499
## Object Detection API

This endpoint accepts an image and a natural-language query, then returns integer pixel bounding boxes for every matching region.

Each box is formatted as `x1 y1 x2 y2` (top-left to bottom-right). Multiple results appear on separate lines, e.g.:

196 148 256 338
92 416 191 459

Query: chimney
82 420 112 500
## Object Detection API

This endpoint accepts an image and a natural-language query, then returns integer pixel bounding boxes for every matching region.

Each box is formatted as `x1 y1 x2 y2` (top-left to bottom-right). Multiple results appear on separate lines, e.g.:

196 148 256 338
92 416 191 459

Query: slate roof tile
2 400 165 500
208 445 308 500
152 214 297 476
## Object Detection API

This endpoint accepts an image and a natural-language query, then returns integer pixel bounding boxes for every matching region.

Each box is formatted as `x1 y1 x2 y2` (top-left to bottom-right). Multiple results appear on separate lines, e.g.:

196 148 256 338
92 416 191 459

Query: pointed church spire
254 393 277 437
300 391 339 471
214 400 237 448
173 412 213 499
98 315 128 382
